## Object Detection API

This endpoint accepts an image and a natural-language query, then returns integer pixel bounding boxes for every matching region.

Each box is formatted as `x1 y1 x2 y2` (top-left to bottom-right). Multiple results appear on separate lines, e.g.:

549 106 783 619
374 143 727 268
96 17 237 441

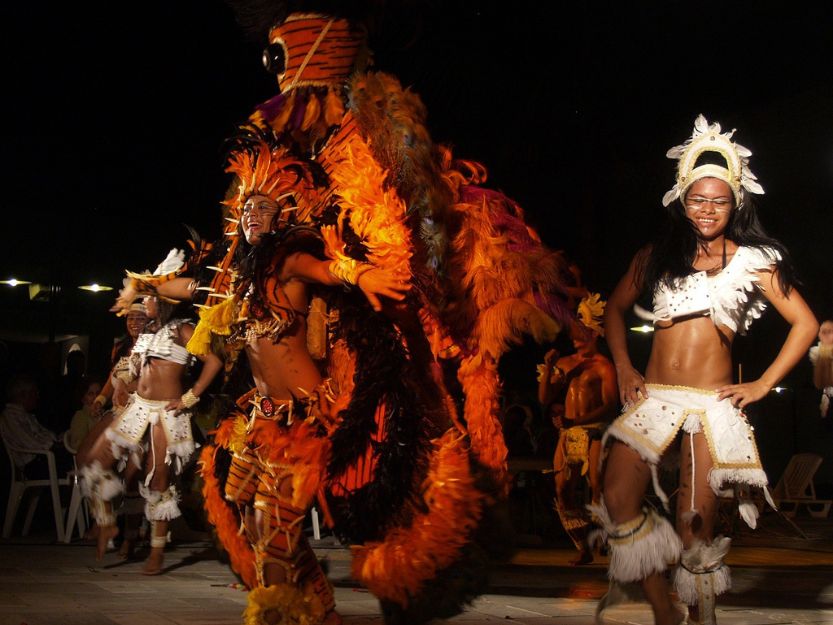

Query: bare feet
84 523 100 542
96 525 119 560
117 539 134 560
655 605 686 625
569 549 594 566
141 547 165 575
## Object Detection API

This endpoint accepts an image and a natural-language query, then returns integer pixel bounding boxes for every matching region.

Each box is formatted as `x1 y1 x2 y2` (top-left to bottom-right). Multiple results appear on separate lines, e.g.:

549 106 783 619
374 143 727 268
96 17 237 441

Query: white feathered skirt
604 384 771 498
106 393 195 476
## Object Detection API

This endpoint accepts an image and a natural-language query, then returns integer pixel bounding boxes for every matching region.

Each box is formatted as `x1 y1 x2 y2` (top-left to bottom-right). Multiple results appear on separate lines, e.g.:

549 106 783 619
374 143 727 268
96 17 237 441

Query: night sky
2 1 832 375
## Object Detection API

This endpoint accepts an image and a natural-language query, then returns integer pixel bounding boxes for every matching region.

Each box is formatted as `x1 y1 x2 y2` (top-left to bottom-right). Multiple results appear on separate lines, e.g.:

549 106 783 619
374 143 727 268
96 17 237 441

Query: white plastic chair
61 431 88 543
771 452 832 518
2 436 68 540
310 505 321 541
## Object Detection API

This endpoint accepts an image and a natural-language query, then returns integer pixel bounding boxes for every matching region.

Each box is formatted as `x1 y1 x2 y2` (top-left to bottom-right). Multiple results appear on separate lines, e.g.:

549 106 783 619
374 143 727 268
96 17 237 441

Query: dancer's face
820 321 833 346
241 194 280 245
126 311 148 339
143 296 159 319
684 177 734 240
570 321 596 354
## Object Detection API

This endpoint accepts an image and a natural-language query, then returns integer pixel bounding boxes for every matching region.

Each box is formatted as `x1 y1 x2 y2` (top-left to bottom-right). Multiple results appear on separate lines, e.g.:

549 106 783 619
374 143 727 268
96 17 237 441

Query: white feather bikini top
130 319 194 375
650 246 780 334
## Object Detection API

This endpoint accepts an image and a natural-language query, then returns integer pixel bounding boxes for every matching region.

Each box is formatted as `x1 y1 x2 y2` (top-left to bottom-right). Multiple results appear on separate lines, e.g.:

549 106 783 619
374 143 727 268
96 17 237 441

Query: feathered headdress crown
121 248 188 309
662 114 764 209
153 249 185 276
224 140 315 224
577 292 605 336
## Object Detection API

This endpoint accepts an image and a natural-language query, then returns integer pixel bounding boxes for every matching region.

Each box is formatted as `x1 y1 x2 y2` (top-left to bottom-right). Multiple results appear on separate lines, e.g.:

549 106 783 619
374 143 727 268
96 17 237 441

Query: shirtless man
538 318 617 564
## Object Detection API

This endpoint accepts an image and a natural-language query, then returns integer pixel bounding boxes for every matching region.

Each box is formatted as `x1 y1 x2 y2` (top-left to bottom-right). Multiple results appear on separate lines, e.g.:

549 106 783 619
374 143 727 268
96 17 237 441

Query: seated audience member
0 374 71 475
68 378 104 452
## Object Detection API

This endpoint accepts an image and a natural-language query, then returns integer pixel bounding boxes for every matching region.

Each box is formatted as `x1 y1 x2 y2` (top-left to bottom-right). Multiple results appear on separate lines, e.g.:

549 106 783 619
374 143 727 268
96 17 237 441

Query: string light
78 283 113 292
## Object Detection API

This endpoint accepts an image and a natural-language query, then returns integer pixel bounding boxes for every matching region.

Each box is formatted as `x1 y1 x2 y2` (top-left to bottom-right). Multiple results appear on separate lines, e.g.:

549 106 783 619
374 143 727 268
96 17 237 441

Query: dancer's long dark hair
149 299 194 332
638 190 797 296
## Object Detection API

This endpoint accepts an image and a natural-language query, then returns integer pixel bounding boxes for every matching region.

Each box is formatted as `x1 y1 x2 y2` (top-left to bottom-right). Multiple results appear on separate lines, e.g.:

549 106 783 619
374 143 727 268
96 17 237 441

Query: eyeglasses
685 196 732 212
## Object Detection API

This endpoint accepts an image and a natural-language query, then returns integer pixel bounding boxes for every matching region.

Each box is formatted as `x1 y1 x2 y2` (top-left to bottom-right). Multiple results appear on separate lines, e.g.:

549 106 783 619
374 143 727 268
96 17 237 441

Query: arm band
328 259 373 286
181 388 200 409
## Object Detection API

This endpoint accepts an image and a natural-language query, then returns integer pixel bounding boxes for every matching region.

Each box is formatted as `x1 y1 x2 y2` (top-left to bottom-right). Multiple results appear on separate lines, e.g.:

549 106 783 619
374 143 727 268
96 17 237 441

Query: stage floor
0 514 831 624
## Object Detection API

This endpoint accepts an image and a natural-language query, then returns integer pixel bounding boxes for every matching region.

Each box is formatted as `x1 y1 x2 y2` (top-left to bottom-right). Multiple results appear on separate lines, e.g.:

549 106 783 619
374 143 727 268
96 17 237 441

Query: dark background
1 1 832 481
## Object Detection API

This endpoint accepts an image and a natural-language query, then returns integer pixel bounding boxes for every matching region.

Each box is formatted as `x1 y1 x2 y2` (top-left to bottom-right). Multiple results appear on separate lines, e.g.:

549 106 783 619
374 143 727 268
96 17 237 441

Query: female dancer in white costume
601 116 818 625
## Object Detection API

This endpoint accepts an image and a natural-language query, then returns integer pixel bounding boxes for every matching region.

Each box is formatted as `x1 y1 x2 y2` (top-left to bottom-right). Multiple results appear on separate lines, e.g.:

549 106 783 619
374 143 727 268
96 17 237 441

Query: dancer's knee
591 500 682 584
601 483 643 523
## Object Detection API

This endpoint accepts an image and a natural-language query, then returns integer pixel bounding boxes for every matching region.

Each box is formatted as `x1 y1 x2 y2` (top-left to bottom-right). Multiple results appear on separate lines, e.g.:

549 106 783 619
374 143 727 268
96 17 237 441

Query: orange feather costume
192 7 572 624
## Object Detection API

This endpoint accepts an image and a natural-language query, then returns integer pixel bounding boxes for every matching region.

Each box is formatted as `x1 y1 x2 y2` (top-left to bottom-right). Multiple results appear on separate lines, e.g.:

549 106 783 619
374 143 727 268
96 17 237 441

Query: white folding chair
61 431 88 543
310 505 321 541
2 436 68 540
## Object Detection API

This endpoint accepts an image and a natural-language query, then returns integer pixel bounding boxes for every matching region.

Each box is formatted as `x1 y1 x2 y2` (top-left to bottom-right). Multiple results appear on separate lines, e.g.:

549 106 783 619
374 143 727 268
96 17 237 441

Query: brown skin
240 197 410 399
239 211 408 591
93 309 149 417
811 321 833 391
116 207 409 594
603 177 818 625
539 324 617 564
819 320 833 347
539 327 618 428
140 297 223 574
607 178 818 407
85 296 223 570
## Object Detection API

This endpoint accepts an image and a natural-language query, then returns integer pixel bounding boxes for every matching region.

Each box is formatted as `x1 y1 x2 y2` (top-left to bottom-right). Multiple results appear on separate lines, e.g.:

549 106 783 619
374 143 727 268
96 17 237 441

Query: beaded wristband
181 388 199 409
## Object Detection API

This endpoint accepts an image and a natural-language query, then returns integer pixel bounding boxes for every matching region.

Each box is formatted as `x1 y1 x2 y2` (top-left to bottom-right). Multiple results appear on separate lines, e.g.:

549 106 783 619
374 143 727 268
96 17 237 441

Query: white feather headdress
662 114 764 209
153 249 186 276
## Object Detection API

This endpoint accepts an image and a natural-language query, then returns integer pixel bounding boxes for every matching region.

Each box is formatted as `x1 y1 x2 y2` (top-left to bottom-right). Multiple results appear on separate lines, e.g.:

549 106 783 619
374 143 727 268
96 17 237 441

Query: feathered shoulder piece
662 114 764 208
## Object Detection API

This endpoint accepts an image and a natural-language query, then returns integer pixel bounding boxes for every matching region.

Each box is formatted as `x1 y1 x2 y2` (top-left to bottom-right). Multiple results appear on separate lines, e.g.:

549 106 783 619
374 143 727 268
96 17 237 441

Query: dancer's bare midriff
646 316 735 389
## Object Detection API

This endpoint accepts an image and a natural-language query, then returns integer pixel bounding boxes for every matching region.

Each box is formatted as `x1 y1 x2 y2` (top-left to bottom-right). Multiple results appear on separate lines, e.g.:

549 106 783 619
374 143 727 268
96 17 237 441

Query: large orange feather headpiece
223 140 318 226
